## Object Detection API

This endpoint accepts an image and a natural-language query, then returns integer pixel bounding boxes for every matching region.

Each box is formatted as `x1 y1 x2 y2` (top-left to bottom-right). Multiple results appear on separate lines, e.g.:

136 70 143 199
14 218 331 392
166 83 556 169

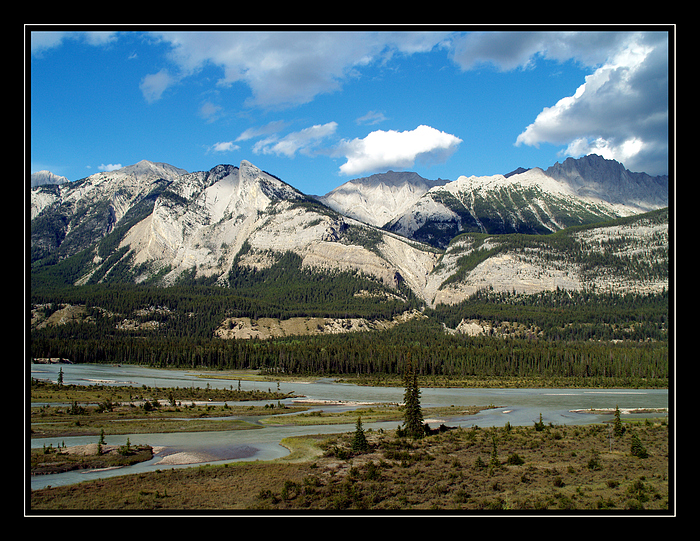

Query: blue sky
28 27 672 196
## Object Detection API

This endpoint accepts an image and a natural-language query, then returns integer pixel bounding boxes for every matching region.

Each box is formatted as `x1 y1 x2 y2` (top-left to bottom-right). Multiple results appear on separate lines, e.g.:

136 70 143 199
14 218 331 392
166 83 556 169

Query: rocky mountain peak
30 170 70 188
546 154 626 183
83 160 187 187
384 155 668 248
128 159 188 177
545 154 668 210
504 167 531 178
30 155 669 308
315 170 448 227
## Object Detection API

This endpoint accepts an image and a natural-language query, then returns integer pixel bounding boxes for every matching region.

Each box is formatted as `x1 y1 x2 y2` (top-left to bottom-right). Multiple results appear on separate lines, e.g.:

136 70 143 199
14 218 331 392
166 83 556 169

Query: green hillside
29 209 670 388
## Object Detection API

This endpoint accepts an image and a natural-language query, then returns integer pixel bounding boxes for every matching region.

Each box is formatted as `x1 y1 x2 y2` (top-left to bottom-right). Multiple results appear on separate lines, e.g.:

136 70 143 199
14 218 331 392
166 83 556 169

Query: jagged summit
545 154 668 211
30 170 70 188
30 155 669 307
383 156 668 248
504 167 531 178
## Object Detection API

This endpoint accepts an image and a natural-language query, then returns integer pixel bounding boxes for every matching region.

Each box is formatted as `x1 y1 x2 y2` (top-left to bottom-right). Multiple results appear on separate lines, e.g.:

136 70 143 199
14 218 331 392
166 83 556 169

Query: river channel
29 363 670 490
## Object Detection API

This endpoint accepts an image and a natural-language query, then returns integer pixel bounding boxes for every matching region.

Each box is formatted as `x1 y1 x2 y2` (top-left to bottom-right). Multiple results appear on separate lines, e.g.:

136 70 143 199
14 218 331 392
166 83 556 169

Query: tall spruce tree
352 415 369 452
613 405 625 437
402 351 424 439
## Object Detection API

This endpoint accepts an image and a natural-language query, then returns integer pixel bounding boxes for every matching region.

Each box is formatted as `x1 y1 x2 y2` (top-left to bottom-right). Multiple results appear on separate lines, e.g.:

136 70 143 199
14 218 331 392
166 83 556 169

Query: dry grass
258 421 670 512
29 420 670 514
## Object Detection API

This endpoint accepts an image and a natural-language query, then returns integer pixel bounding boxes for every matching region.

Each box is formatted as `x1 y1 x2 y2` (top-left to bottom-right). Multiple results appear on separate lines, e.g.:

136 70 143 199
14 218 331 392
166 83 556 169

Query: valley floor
29 419 670 514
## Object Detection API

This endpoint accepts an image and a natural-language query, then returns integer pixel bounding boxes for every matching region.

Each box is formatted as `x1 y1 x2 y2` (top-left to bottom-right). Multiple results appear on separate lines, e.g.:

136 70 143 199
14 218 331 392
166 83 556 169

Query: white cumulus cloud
335 125 462 176
513 33 668 175
449 30 669 175
210 141 239 153
98 163 122 172
560 137 646 168
142 31 450 109
253 122 338 157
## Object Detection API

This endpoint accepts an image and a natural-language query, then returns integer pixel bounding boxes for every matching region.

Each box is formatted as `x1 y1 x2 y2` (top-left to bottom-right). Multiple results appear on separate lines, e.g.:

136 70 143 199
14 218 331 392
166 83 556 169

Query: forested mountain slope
427 207 669 306
29 155 669 385
385 155 668 249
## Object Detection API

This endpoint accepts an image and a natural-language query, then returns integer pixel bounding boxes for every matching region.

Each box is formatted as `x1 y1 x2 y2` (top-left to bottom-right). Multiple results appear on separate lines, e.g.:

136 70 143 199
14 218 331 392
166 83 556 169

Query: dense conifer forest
29 279 669 388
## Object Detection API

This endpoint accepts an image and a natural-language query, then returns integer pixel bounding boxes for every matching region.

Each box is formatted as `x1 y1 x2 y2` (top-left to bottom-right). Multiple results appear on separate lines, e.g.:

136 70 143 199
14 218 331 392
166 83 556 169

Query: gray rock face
315 170 448 228
30 170 70 188
30 155 669 306
383 155 668 248
545 154 668 210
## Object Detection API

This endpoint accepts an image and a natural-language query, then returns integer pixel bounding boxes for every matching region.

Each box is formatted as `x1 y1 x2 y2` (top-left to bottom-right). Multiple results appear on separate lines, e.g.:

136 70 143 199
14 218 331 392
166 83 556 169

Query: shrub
506 452 525 466
118 437 132 456
363 461 381 481
587 451 602 471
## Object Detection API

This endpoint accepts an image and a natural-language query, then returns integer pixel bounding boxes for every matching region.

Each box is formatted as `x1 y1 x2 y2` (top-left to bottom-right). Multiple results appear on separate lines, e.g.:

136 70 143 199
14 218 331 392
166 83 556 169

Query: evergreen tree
489 435 501 470
630 431 648 458
352 415 369 452
534 412 545 431
402 351 424 439
613 405 625 437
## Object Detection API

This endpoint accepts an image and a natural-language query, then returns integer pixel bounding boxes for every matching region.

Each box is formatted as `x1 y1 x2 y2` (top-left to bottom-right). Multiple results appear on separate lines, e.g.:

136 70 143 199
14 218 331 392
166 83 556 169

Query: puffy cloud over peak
447 31 669 175
335 125 462 176
511 33 669 175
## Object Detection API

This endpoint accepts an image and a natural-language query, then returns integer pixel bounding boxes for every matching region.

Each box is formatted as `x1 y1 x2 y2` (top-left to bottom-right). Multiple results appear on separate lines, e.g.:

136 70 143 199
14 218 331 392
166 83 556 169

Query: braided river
29 363 669 490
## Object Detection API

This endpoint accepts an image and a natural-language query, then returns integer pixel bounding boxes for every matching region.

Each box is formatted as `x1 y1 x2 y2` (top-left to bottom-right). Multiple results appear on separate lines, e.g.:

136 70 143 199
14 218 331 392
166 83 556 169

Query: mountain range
29 155 669 308
317 155 667 249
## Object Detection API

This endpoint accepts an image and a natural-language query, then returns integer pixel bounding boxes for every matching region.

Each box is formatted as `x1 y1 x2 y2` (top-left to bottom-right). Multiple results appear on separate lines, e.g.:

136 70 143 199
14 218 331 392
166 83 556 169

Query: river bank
31 443 154 475
28 363 670 496
30 419 671 512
